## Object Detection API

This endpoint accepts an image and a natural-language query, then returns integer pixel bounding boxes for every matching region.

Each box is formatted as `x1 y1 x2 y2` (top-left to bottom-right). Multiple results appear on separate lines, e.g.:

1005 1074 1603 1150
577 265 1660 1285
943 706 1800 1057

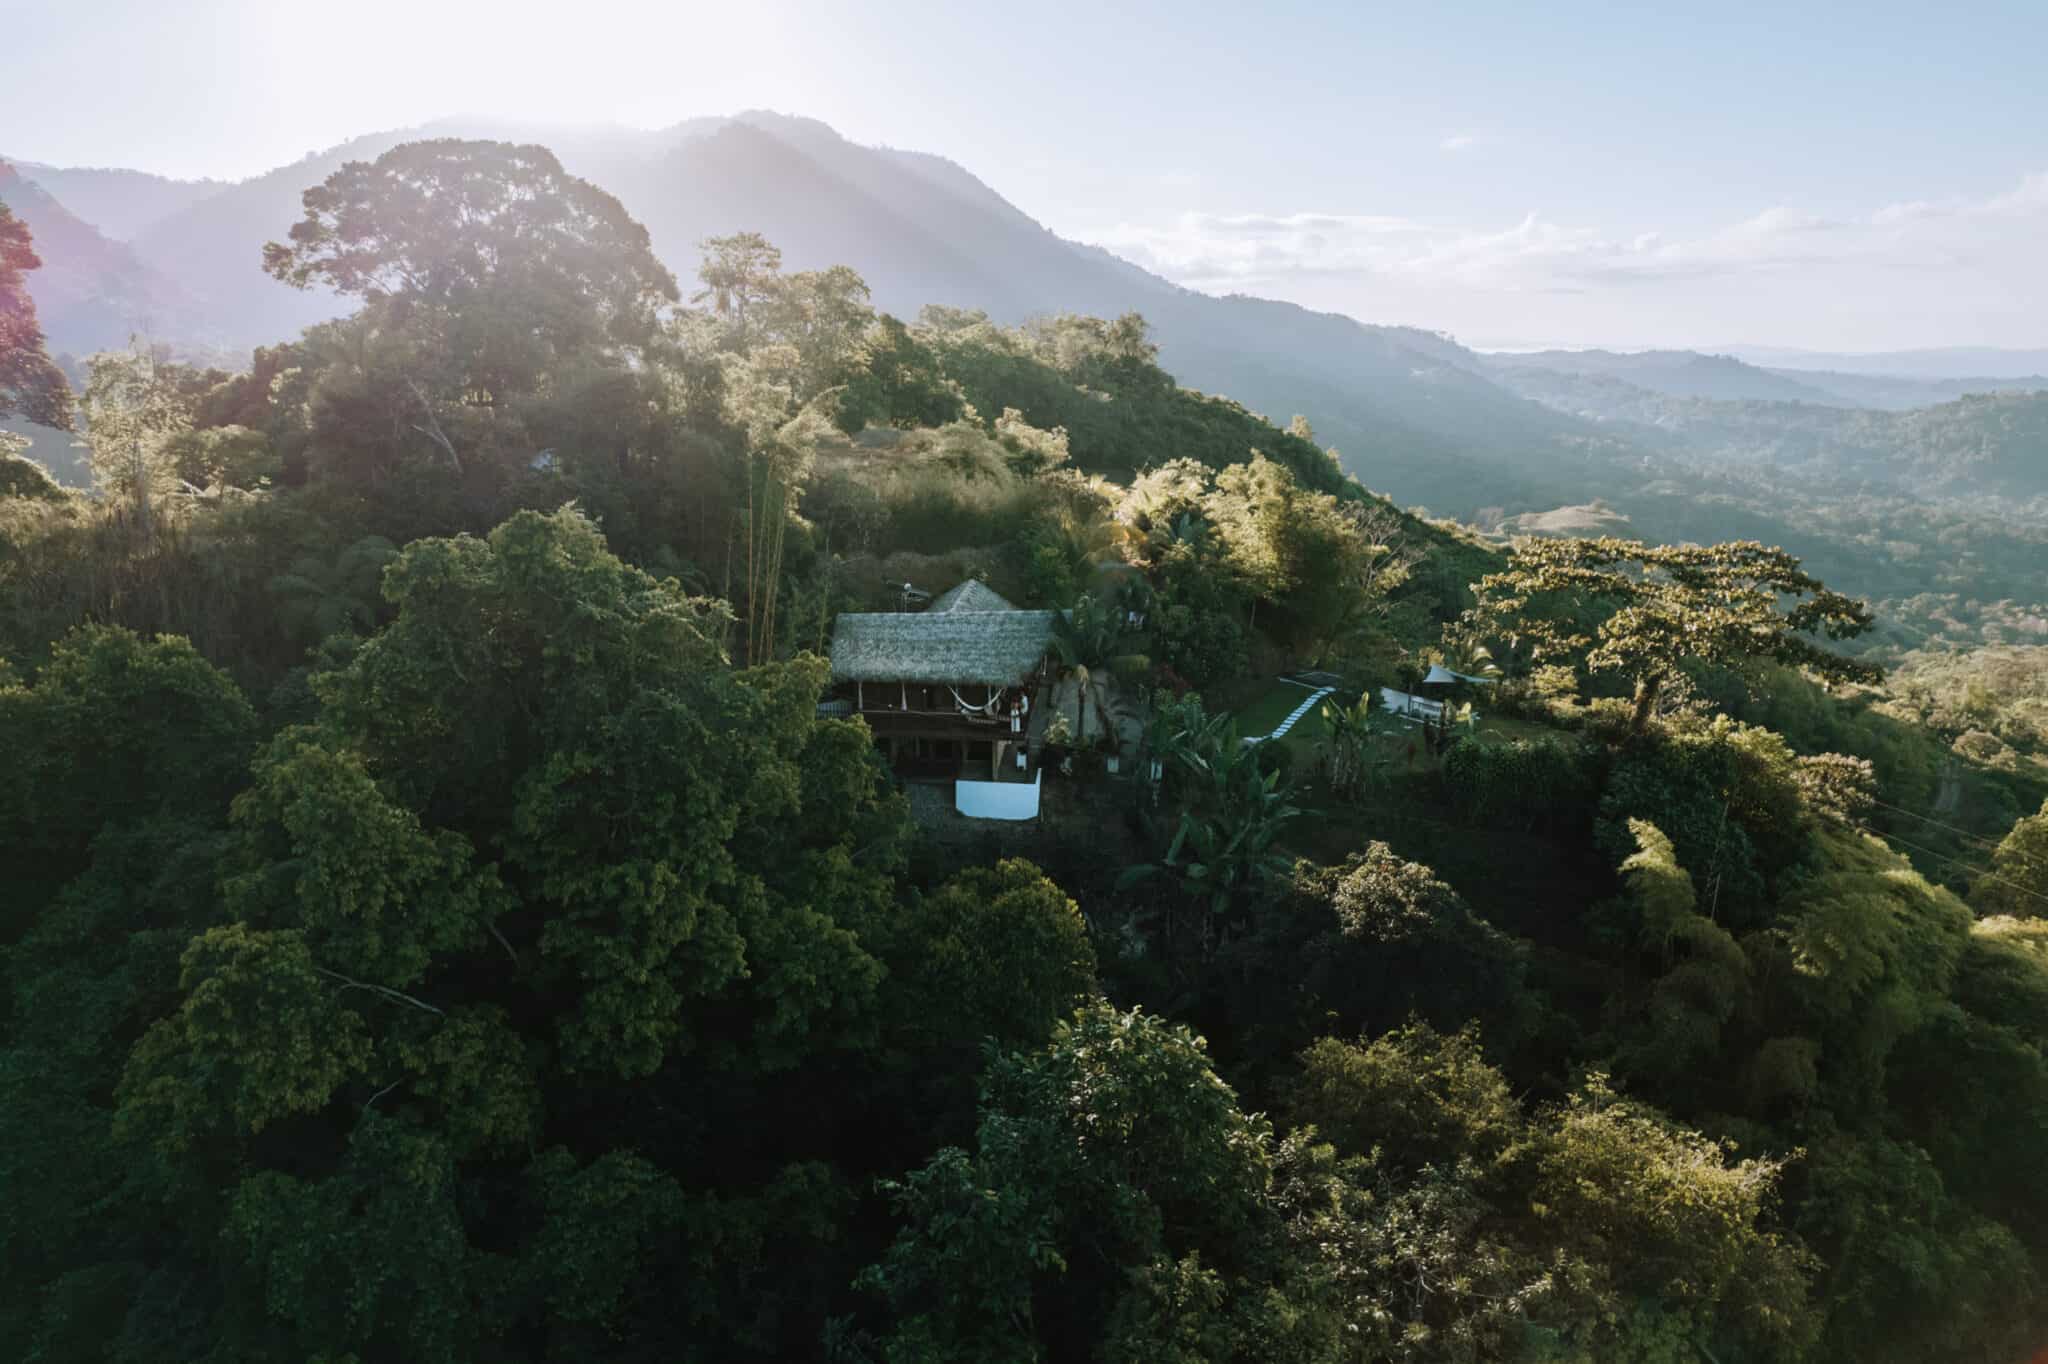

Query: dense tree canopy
5 137 2047 1363
1973 795 2048 917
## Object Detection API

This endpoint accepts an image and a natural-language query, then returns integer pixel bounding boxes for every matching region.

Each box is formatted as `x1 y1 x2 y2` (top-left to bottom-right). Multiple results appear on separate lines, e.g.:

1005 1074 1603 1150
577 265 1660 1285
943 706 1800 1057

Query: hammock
950 685 1007 718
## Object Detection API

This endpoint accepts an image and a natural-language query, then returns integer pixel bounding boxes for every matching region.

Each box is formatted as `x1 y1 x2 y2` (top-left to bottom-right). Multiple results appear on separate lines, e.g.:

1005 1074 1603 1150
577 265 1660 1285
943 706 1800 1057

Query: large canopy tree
263 138 677 342
0 199 72 429
1468 536 1879 735
263 139 680 485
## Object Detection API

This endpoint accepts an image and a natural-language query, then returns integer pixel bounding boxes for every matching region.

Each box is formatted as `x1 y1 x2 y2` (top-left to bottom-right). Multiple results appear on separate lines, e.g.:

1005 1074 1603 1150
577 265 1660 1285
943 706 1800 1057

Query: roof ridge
928 579 1019 614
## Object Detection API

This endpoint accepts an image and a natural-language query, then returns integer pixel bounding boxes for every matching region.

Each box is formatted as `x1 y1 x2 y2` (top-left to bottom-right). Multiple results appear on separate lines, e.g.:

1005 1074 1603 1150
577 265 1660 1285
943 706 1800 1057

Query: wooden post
857 680 863 710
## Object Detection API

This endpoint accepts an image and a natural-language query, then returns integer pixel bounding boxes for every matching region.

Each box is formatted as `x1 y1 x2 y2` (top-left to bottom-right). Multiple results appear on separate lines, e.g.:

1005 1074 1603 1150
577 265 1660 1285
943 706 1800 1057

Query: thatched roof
928 579 1018 614
831 581 1054 685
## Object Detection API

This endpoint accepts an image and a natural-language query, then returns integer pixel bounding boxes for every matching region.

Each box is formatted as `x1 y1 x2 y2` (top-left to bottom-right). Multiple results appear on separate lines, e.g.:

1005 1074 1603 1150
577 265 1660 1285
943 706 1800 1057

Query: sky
5 0 2046 351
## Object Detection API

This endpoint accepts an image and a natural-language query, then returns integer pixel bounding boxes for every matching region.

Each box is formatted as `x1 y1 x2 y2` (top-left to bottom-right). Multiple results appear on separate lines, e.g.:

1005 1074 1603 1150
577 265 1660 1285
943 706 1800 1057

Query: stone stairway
1246 685 1334 744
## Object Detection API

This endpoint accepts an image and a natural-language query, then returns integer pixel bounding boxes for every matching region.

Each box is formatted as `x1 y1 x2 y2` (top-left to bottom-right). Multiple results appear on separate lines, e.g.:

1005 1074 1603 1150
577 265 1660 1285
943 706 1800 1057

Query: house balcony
857 705 1029 743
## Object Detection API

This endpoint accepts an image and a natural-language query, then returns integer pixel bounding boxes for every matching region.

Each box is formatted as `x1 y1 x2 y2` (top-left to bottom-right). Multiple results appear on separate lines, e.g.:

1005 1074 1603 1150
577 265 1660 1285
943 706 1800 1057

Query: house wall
955 768 1042 821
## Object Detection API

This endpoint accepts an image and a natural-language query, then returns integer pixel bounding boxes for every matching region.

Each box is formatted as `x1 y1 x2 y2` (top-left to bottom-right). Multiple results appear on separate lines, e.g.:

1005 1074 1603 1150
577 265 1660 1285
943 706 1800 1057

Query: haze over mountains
0 162 199 356
1723 345 2048 381
1483 345 2048 412
4 110 2046 601
2 112 1611 512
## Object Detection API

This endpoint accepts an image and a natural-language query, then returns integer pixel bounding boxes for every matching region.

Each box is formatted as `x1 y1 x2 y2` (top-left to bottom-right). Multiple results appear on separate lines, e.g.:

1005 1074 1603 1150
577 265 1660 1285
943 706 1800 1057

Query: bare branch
314 965 445 1016
486 918 518 966
405 378 463 474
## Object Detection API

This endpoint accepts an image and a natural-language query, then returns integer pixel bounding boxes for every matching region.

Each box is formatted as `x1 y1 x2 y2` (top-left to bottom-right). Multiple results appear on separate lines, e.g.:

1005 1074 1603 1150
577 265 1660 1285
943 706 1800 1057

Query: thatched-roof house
831 596 1059 687
827 580 1057 820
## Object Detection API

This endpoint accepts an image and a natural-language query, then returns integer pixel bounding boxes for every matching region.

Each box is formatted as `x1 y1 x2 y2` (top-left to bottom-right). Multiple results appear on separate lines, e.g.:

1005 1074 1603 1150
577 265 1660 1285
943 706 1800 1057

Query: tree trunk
132 435 153 549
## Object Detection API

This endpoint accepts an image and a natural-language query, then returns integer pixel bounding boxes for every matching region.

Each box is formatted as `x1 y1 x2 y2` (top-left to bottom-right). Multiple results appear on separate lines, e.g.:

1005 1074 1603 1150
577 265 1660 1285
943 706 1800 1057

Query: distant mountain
29 114 2048 531
4 160 223 240
1490 362 2048 504
1723 345 2048 380
1485 344 2048 415
0 161 200 355
18 117 2046 657
1482 348 1841 404
36 112 1605 518
1755 367 2048 412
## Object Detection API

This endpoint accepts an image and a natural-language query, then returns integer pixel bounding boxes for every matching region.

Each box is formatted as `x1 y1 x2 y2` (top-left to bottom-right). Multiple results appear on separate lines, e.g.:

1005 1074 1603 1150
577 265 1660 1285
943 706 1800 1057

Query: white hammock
950 685 1007 717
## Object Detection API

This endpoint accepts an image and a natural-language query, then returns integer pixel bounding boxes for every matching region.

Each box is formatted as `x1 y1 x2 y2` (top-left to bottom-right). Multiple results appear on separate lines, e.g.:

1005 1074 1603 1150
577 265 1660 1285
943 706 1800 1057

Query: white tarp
955 768 1042 820
1380 687 1444 720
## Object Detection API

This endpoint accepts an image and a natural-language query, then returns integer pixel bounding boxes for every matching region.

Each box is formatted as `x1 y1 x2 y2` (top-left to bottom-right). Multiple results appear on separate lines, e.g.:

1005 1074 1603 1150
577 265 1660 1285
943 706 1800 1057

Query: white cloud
1085 174 2048 347
1440 133 1478 152
1088 173 2048 296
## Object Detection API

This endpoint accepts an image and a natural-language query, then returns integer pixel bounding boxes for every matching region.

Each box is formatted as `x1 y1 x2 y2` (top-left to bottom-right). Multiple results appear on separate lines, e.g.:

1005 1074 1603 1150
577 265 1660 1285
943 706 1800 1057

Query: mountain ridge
27 112 1607 517
4 158 224 240
21 114 2045 529
0 160 199 355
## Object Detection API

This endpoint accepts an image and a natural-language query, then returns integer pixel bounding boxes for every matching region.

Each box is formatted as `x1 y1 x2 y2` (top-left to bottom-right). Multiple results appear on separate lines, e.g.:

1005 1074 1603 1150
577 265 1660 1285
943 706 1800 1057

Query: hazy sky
6 0 2046 351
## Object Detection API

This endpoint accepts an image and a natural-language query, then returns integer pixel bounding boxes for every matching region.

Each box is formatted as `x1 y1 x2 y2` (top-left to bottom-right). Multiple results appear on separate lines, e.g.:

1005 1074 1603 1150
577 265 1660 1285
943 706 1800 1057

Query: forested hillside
6 136 2048 1363
1484 348 1848 403
4 159 223 241
1483 345 2048 411
13 114 2046 666
1492 363 2048 504
5 113 1614 520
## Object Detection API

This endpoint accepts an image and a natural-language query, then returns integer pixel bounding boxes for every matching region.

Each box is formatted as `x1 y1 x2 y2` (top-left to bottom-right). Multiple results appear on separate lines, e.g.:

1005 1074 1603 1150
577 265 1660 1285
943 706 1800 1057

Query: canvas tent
1423 663 1497 687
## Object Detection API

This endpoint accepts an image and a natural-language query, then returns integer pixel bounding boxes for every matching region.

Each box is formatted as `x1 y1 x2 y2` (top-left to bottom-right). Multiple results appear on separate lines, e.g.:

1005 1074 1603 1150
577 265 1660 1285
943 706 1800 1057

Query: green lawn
1232 679 1574 751
1469 711 1561 743
1231 681 1335 743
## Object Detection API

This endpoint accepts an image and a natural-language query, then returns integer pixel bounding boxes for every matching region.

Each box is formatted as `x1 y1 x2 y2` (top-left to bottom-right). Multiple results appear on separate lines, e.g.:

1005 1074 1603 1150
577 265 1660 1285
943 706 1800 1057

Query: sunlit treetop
1469 535 1879 734
262 138 678 343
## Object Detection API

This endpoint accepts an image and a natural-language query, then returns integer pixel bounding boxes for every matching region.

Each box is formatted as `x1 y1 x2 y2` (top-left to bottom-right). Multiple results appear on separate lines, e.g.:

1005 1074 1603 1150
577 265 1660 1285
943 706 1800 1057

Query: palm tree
1049 593 1149 746
268 535 400 644
1436 636 1503 682
1035 501 1135 606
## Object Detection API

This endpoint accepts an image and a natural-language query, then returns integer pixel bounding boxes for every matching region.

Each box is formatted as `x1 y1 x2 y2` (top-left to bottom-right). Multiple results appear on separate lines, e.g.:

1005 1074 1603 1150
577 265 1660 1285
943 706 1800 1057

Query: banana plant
1320 691 1380 800
1121 695 1302 917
